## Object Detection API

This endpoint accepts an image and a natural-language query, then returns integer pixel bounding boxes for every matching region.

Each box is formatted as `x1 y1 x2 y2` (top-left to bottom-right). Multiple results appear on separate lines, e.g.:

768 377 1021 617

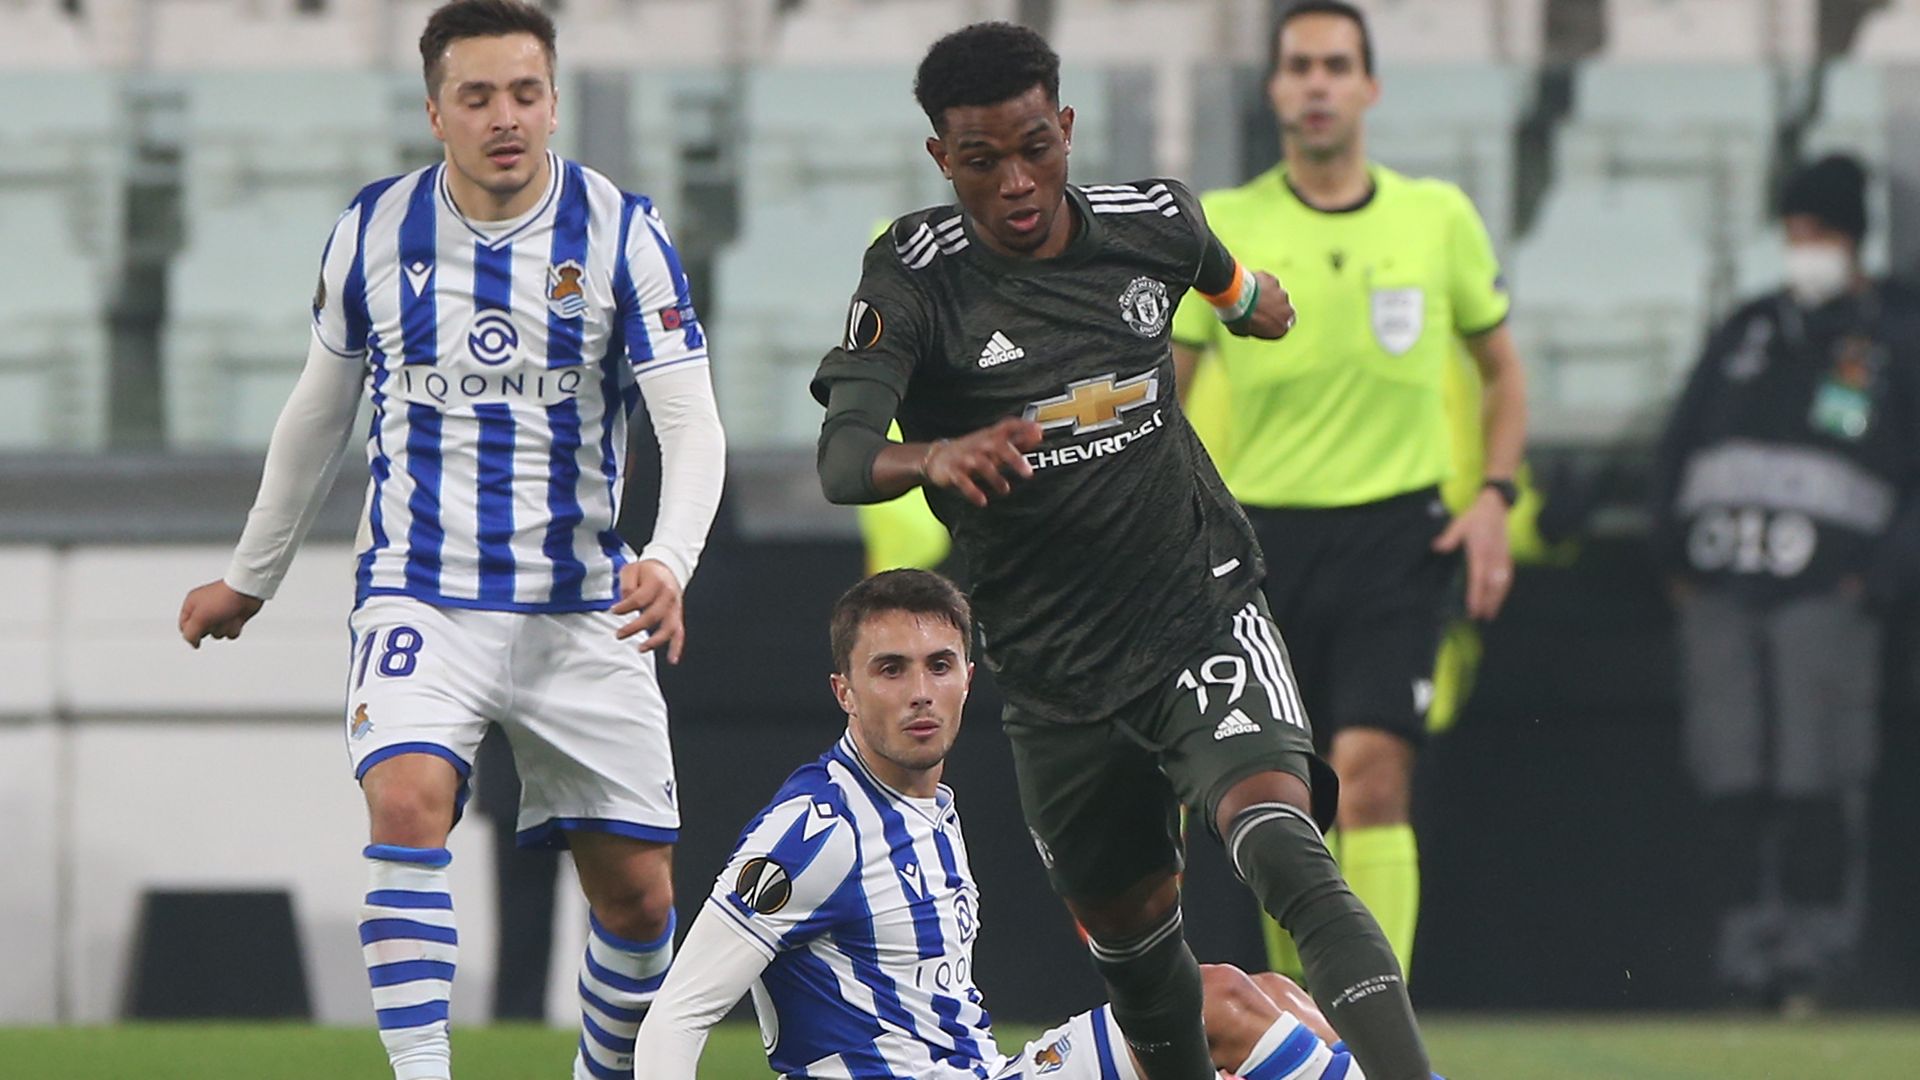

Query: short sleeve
619 198 710 382
810 233 934 405
312 203 367 358
707 793 861 958
1445 187 1510 337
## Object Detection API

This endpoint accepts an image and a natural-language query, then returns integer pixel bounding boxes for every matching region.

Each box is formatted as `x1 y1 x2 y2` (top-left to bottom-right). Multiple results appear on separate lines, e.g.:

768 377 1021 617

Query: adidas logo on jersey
978 330 1026 368
1213 708 1261 741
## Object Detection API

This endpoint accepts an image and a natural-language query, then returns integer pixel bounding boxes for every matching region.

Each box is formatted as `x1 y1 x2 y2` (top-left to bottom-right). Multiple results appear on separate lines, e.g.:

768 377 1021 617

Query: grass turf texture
2 1017 1918 1078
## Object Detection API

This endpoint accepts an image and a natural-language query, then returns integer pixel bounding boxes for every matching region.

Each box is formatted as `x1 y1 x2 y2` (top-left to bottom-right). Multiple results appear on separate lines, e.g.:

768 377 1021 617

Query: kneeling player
634 570 1422 1079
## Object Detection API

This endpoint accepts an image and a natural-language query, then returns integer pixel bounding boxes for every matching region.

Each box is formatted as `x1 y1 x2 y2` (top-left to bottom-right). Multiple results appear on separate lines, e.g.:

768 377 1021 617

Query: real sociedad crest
547 259 588 319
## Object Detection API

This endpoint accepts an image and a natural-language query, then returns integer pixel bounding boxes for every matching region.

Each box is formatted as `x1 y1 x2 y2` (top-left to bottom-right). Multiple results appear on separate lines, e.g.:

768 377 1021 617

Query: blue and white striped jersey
709 734 1000 1080
313 152 706 612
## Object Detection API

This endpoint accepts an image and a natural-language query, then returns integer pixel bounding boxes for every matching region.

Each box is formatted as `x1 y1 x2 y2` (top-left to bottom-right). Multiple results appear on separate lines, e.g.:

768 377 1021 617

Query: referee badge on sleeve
844 300 884 351
1370 287 1424 355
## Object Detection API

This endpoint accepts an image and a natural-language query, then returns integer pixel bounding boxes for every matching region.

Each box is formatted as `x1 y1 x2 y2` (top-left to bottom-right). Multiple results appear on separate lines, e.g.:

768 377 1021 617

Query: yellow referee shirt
1171 165 1509 508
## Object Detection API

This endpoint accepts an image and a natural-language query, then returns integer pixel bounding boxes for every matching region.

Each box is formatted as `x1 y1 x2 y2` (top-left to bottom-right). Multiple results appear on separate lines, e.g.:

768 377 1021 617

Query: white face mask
1783 243 1853 307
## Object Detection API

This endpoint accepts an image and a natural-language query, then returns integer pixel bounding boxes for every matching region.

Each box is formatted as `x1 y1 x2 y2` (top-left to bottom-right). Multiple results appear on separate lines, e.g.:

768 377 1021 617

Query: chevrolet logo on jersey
1024 372 1159 435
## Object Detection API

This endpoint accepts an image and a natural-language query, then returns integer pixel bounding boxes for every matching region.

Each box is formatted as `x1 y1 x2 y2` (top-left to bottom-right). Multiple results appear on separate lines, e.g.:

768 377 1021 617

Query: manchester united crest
1119 276 1169 338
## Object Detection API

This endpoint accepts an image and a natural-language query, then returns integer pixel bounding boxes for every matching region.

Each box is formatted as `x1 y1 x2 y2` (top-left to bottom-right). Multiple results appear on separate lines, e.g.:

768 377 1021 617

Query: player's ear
829 672 855 714
425 94 445 143
926 135 952 180
1058 104 1074 151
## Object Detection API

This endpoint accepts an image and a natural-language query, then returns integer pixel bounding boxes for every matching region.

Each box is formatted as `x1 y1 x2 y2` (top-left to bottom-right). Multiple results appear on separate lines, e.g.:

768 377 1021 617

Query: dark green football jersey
811 179 1265 723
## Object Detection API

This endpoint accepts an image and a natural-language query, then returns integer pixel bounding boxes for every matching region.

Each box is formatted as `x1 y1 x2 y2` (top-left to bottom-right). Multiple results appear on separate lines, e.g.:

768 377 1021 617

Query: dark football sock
1087 907 1217 1080
1226 802 1431 1080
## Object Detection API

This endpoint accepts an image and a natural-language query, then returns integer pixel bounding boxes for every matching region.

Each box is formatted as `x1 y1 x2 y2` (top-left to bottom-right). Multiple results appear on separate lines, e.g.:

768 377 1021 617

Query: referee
1171 0 1527 980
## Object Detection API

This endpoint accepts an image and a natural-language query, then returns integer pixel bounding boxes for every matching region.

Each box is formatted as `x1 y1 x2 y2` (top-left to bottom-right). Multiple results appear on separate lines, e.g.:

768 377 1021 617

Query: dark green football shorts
1005 594 1339 902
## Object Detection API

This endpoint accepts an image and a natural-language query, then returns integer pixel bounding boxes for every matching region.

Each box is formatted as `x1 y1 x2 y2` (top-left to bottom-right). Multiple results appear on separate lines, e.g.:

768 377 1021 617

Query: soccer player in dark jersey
808 22 1433 1080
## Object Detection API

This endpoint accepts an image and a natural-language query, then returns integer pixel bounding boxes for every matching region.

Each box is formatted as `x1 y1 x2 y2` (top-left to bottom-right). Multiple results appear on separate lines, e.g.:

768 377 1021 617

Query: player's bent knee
364 786 457 848
1332 769 1409 828
1213 769 1314 841
583 876 675 943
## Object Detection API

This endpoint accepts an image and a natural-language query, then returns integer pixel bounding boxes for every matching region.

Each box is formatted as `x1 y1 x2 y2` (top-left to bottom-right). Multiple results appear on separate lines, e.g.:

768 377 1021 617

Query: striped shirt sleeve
312 202 368 358
618 198 710 380
708 793 860 958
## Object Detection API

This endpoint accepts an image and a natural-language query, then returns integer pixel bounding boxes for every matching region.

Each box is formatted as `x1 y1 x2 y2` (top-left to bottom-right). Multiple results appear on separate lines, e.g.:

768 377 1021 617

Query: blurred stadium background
5 0 1920 1074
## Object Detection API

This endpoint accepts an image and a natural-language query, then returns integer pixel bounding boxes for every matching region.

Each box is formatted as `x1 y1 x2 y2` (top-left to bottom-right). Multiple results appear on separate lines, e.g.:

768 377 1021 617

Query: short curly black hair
913 22 1061 133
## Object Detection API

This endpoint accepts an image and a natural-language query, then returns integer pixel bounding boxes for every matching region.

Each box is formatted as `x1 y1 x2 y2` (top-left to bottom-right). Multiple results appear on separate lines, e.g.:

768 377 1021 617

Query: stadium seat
0 191 114 449
1851 0 1920 60
1364 0 1507 63
627 68 733 215
1557 63 1777 241
708 186 879 450
0 0 96 68
147 0 384 70
1369 64 1529 251
1600 0 1816 62
164 72 404 448
0 72 123 449
769 0 1017 64
1509 179 1711 443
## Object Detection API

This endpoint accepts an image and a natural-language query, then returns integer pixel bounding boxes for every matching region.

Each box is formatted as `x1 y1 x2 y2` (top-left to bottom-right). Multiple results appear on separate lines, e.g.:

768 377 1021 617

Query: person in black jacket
1653 154 1920 1007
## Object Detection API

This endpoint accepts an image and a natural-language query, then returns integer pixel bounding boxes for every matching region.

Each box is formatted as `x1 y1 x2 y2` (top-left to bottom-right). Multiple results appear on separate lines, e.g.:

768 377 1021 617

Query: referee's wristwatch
1481 477 1519 509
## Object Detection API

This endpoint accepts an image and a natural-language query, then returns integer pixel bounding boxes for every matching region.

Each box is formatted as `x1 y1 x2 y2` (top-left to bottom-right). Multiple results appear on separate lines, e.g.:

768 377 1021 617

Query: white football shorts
343 595 678 847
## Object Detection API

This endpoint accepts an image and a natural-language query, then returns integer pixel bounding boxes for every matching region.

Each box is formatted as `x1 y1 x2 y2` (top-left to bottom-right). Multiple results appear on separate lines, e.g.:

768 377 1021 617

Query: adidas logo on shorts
978 330 1026 368
1213 708 1261 740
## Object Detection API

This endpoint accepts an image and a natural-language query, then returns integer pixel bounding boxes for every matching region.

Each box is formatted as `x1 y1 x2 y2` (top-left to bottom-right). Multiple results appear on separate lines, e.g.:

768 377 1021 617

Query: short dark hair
1271 0 1374 77
914 21 1061 133
830 570 972 674
418 0 557 96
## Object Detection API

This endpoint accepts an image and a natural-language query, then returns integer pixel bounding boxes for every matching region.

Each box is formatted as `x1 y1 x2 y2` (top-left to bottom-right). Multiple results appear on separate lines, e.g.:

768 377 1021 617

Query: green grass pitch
2 1016 1917 1078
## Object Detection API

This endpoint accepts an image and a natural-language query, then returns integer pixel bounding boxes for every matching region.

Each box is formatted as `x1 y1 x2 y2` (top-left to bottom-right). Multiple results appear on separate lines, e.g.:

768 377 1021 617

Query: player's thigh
1004 708 1179 904
344 598 501 805
1140 596 1338 838
1674 588 1768 796
993 1004 1140 1080
1767 593 1882 796
504 609 679 847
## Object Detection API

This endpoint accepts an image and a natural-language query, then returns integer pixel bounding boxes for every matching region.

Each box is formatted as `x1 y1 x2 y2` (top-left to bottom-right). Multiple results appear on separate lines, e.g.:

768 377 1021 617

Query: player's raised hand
923 417 1044 507
178 580 265 649
612 558 687 663
1239 271 1297 340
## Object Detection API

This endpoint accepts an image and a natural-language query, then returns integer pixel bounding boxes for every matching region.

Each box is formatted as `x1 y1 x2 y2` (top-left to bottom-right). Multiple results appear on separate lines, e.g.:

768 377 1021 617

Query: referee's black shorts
1244 486 1457 747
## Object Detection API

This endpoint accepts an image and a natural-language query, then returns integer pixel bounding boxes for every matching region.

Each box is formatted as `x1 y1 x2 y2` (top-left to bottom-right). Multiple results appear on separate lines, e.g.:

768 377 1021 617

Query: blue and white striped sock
1237 1012 1353 1080
360 845 457 1080
573 909 675 1080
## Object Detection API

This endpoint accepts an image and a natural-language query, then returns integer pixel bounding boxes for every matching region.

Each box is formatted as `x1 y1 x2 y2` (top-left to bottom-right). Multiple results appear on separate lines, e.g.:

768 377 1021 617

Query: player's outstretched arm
883 417 1043 508
817 378 1041 506
632 904 772 1079
179 333 364 648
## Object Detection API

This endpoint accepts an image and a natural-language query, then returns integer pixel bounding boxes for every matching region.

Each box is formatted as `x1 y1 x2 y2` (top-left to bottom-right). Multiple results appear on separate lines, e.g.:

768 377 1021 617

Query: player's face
925 86 1076 258
425 32 558 214
832 611 972 795
1268 14 1378 161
